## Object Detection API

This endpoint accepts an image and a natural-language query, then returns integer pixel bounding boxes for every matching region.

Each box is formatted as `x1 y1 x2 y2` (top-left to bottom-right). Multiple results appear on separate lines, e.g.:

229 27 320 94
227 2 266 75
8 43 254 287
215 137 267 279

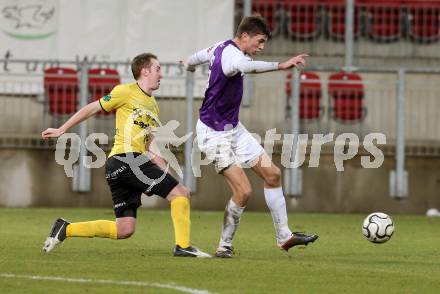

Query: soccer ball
362 212 394 243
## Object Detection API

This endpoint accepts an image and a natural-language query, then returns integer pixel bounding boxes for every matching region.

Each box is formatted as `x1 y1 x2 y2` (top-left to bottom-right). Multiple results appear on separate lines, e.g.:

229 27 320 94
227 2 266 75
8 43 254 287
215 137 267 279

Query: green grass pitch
0 208 439 293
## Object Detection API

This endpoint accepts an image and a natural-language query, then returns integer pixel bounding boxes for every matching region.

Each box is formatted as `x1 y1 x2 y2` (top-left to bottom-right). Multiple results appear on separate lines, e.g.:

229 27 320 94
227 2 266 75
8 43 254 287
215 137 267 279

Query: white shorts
196 119 264 173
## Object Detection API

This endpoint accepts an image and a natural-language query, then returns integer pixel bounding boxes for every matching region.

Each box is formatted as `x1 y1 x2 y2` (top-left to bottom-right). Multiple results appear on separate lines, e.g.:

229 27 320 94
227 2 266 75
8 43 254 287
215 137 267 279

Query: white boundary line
0 273 214 294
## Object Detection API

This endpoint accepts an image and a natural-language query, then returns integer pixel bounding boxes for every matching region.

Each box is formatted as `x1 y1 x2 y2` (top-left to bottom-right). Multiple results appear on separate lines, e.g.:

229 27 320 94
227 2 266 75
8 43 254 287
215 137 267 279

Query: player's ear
239 31 249 40
141 67 150 77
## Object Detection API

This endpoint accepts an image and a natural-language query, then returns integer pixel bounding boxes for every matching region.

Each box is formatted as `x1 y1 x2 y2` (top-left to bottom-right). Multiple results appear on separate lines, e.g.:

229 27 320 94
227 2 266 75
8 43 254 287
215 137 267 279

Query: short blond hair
131 53 158 80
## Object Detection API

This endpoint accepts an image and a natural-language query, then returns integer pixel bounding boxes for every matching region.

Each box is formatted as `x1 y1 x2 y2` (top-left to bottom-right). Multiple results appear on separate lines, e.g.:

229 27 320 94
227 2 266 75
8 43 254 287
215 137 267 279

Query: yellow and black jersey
99 83 160 157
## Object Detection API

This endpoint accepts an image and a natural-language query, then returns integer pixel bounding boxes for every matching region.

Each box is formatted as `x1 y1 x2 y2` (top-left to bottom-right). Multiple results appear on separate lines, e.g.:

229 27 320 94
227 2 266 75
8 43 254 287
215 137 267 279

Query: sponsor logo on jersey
133 120 150 129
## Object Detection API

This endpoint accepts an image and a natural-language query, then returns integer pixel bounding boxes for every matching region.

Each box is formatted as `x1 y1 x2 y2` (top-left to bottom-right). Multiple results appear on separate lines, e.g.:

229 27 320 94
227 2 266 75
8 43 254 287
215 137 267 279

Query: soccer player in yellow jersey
41 53 211 257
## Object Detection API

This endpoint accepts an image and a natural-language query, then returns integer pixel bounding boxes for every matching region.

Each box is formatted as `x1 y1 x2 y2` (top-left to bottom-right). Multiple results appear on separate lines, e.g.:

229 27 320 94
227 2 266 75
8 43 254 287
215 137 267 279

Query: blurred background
1 0 439 214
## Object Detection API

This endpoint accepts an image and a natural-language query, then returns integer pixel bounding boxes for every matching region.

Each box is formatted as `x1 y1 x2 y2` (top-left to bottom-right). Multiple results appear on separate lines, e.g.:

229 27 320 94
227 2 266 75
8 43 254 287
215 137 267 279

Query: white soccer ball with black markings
362 212 394 243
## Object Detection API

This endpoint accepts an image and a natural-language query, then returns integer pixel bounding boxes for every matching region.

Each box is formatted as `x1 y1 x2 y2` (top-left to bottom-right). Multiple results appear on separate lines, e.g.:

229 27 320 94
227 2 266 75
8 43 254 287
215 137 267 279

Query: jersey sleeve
187 41 222 66
187 48 210 66
99 85 126 112
221 45 279 76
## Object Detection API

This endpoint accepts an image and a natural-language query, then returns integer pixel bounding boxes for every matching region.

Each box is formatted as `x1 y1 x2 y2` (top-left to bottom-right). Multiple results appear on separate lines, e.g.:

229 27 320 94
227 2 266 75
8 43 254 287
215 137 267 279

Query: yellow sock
170 196 190 248
66 220 117 240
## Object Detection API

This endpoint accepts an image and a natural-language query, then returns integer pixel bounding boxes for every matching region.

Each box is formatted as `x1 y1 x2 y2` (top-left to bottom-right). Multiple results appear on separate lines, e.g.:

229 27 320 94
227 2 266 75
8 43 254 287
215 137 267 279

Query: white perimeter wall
0 0 234 62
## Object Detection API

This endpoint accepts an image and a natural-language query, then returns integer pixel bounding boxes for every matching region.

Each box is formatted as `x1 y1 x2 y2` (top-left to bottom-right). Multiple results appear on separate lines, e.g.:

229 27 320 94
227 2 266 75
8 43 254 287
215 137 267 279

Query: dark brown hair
131 53 158 80
235 15 271 38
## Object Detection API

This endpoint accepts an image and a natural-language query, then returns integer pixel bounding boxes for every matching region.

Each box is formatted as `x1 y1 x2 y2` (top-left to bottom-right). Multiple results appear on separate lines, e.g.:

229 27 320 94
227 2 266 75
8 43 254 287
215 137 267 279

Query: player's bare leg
215 165 250 258
252 153 318 251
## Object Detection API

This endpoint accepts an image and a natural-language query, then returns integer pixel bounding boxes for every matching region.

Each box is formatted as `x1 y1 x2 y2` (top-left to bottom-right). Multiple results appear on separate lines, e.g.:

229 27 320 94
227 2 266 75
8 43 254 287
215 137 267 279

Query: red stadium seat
235 0 281 36
284 0 321 40
252 0 281 35
323 0 361 40
286 72 322 120
88 68 120 116
359 0 402 42
43 67 78 115
328 72 366 123
403 0 440 43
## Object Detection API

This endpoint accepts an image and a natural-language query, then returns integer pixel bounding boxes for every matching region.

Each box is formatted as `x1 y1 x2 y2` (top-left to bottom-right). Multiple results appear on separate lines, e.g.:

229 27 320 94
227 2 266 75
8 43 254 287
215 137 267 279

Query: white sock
219 199 245 248
264 187 292 243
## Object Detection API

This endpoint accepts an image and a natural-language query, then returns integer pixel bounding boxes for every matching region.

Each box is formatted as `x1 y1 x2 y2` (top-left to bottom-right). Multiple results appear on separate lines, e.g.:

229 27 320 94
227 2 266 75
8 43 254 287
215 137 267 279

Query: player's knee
117 228 135 239
172 184 190 198
233 188 251 207
243 188 252 200
116 223 135 239
237 186 252 201
265 166 281 187
181 185 191 197
167 184 191 203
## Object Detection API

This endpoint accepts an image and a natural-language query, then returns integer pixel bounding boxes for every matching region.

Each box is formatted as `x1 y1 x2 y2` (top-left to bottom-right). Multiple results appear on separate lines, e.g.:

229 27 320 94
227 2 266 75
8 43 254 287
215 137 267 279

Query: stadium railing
0 59 208 149
1 58 440 155
2 58 440 197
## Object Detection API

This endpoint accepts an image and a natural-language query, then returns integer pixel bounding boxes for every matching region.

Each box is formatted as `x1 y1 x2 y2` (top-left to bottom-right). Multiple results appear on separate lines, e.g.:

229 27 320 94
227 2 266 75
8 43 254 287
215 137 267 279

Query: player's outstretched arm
41 101 102 139
230 53 309 75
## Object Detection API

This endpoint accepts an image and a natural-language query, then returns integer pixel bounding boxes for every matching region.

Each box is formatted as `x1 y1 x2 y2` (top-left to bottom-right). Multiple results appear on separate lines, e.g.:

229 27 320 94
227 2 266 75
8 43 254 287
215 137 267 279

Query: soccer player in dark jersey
181 16 318 258
41 53 210 257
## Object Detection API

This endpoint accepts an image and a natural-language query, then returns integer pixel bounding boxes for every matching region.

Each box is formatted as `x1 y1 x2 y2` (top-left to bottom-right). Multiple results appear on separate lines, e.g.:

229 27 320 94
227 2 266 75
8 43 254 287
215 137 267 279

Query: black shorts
105 153 179 218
